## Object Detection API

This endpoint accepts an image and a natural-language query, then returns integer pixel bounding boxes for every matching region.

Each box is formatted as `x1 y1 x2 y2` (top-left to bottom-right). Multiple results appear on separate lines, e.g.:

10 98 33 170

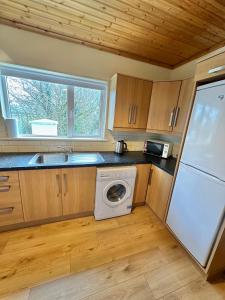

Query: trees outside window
1 66 107 139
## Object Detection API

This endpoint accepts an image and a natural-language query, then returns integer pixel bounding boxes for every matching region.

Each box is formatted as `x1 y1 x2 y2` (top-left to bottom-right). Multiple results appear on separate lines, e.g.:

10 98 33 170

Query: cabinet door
147 81 181 133
173 78 194 135
195 51 225 82
146 165 173 221
113 74 136 129
62 167 96 215
132 79 152 129
133 164 151 205
19 169 62 221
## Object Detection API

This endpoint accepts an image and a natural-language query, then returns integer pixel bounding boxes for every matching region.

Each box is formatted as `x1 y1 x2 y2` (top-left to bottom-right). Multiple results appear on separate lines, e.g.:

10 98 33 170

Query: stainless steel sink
29 152 104 165
29 153 69 165
68 153 104 163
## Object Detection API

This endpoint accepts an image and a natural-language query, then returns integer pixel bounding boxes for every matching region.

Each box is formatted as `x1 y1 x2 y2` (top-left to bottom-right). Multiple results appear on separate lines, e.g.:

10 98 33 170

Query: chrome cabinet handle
0 185 10 192
0 207 14 215
148 169 153 185
132 105 137 124
169 108 175 127
0 176 9 182
63 174 67 196
128 106 132 124
56 174 62 197
173 107 180 128
208 65 225 74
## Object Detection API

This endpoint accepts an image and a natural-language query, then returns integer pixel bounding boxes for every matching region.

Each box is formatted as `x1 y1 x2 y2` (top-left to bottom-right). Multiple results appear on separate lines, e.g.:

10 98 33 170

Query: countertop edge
0 152 177 176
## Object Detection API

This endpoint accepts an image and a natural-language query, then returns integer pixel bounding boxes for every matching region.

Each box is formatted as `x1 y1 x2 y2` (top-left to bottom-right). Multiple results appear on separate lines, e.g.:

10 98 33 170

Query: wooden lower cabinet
62 167 96 215
133 164 151 205
19 169 63 222
146 165 173 222
0 171 24 226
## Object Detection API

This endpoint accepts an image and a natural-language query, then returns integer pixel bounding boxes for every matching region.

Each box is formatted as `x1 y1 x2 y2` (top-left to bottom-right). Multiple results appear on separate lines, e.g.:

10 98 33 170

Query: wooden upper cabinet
108 73 152 130
19 169 63 222
146 165 173 222
133 164 151 205
111 74 136 129
133 79 152 129
195 51 225 82
147 81 181 133
62 167 96 216
172 78 194 135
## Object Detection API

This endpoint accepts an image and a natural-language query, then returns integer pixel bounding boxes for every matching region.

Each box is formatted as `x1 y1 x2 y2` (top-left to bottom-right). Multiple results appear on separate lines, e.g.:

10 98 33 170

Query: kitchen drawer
0 182 24 226
195 52 225 82
0 171 19 185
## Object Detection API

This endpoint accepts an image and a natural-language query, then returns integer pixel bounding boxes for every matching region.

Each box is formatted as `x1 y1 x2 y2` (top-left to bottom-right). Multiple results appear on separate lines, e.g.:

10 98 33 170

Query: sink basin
68 153 104 163
29 153 69 165
29 152 104 165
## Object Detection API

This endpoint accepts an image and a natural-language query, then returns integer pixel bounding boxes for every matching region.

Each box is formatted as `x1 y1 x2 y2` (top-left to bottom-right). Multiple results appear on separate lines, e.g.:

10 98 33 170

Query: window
0 64 107 139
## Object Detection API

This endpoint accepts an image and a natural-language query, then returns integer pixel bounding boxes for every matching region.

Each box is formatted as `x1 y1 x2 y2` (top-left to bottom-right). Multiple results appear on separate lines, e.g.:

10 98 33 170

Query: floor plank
0 206 224 299
83 275 154 300
160 277 225 300
145 256 202 298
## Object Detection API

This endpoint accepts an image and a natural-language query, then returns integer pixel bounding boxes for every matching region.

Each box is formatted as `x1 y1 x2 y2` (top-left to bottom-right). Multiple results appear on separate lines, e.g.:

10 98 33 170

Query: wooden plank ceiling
0 0 225 68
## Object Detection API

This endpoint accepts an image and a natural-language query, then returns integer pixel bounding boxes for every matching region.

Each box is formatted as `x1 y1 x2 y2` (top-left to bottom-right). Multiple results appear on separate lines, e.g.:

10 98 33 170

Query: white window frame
0 64 107 140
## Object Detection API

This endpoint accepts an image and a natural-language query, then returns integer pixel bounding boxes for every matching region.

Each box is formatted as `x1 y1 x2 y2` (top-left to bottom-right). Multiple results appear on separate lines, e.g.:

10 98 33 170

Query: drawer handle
0 186 11 192
0 207 14 215
0 176 9 182
208 65 225 74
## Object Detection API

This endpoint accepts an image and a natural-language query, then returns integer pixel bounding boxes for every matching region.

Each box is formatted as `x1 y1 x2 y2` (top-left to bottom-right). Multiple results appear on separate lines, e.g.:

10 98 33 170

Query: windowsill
0 136 108 142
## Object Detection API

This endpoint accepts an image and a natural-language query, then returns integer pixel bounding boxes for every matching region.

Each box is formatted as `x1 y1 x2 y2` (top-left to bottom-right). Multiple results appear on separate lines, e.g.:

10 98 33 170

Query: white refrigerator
167 80 225 267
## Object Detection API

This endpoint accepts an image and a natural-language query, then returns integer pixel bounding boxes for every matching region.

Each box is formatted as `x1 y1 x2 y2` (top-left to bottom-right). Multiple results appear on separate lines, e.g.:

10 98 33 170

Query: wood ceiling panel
0 0 225 68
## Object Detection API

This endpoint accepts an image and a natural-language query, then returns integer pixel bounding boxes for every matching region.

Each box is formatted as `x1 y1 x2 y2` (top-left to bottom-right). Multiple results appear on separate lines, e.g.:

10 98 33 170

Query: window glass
74 86 101 137
6 76 67 136
1 65 107 139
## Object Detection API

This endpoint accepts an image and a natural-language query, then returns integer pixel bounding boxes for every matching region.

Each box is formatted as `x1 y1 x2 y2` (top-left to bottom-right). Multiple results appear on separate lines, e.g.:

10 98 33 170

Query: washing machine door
103 180 131 207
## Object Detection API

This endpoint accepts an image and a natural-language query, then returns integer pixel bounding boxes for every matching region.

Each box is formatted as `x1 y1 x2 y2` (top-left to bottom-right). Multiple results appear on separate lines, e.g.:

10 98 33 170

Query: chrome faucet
57 146 73 153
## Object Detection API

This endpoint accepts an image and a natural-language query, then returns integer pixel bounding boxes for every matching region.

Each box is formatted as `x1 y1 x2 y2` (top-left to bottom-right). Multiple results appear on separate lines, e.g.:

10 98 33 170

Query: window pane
74 86 102 137
5 76 68 136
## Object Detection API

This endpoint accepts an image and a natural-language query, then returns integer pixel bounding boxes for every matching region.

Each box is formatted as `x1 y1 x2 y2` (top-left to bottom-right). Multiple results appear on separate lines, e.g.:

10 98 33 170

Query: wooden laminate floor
0 206 225 299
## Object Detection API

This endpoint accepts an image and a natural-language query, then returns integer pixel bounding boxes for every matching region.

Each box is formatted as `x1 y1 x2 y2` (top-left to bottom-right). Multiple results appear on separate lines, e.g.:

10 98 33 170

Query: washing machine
94 166 137 220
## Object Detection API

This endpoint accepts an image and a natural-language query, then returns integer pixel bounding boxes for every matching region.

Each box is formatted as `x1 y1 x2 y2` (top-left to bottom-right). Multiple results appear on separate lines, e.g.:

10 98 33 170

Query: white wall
0 24 194 154
0 24 171 81
170 60 197 80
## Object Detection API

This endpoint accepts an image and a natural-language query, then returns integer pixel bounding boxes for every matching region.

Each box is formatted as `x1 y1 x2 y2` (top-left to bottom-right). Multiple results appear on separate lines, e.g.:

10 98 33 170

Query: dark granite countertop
0 151 177 176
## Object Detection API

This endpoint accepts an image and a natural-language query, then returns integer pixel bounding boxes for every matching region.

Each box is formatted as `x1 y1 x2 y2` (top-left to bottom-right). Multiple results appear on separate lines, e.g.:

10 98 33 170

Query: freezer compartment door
167 163 225 267
181 83 225 181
